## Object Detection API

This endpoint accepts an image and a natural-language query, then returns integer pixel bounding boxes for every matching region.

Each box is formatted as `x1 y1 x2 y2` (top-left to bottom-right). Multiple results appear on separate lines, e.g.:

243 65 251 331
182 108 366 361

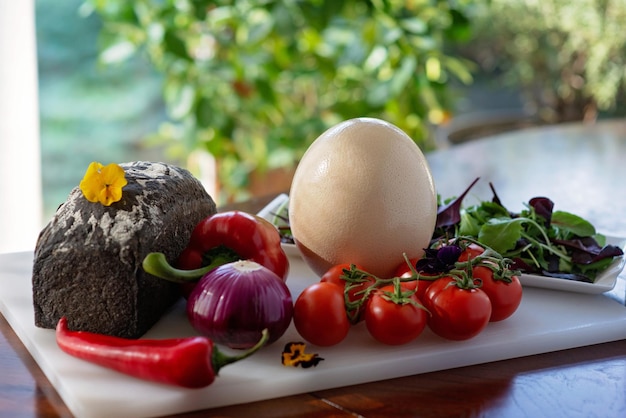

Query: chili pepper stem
142 252 234 283
212 329 269 374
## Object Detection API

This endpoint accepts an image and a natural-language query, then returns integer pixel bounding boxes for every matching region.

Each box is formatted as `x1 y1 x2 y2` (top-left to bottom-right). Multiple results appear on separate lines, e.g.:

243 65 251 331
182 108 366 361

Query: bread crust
32 161 217 338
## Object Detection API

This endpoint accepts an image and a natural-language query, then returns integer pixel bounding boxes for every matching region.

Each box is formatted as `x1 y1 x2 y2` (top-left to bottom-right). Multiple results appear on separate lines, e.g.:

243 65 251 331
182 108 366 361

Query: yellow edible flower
79 162 127 206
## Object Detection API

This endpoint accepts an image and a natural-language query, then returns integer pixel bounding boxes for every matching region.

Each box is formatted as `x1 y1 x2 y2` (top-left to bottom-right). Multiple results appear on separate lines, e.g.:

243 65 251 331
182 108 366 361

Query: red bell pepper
143 211 289 286
179 211 289 280
55 317 268 388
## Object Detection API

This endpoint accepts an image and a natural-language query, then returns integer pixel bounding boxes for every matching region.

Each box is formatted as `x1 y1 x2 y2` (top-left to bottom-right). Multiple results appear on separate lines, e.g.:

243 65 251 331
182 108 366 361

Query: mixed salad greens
434 178 624 283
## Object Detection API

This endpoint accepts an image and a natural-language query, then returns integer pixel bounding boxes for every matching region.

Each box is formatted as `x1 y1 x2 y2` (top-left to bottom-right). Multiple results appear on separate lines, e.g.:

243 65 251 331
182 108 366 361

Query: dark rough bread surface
32 161 217 338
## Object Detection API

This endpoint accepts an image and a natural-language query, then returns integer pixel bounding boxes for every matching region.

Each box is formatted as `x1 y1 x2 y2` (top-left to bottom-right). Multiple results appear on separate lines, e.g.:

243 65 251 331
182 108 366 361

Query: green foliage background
83 0 478 202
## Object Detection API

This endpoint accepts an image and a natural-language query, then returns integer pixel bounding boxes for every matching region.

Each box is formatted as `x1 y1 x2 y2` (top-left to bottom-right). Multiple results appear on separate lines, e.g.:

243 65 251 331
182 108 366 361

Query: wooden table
2 119 626 417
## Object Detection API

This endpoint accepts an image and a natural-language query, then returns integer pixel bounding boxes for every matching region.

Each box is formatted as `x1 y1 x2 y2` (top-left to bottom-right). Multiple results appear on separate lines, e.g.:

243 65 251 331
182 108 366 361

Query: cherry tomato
321 263 374 321
294 282 350 346
457 243 485 262
393 259 418 290
393 259 437 301
393 258 420 277
423 278 492 341
472 265 523 322
321 263 373 302
364 284 427 345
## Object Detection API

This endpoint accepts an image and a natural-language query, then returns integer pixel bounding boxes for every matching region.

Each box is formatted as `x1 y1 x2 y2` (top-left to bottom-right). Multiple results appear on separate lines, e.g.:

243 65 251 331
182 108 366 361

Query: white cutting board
2 251 626 418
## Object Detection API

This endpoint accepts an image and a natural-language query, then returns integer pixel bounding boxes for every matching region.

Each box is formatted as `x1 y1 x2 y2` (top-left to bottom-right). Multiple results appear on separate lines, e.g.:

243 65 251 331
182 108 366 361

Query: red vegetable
364 283 428 346
55 317 268 388
179 211 289 279
320 263 374 322
142 211 289 295
472 265 522 322
457 243 485 262
187 260 293 349
294 282 350 347
392 258 437 301
423 277 492 341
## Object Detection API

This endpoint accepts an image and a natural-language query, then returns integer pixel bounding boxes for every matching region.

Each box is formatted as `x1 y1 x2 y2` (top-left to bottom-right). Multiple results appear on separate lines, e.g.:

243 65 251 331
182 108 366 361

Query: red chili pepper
143 211 289 287
55 317 269 388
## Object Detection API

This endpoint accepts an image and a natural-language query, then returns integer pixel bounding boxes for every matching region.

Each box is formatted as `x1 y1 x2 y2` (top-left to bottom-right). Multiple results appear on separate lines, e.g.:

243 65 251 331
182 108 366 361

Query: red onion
187 260 293 349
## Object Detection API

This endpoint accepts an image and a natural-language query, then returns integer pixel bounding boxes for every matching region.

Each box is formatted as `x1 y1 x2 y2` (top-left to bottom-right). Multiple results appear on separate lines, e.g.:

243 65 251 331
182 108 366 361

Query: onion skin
187 260 293 349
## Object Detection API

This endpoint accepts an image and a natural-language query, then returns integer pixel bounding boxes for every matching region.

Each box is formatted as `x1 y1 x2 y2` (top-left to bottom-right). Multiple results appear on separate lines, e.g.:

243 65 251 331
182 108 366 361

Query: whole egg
288 117 437 278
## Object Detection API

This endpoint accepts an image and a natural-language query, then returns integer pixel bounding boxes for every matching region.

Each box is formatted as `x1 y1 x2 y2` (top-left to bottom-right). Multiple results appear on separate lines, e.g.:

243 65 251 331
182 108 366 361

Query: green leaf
168 84 195 120
366 80 392 107
381 27 403 44
579 257 613 275
444 9 472 42
462 201 510 228
551 210 596 238
390 55 416 96
364 45 388 72
195 96 213 128
164 30 190 60
400 17 427 35
558 257 573 274
442 56 474 85
190 0 212 20
243 8 274 43
255 79 277 105
478 218 525 253
458 211 481 236
480 201 511 218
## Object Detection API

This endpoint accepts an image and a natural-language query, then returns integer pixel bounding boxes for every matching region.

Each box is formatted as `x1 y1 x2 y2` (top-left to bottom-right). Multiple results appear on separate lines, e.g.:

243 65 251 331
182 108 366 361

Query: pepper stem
211 329 270 375
142 252 232 283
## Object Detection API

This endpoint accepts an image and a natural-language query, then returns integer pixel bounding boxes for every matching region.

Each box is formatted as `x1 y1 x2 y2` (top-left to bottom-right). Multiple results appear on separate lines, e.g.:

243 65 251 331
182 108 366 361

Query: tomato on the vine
321 263 374 321
393 258 420 278
393 258 439 300
293 282 350 346
423 277 492 341
321 263 373 303
364 284 427 345
472 265 522 322
457 242 485 262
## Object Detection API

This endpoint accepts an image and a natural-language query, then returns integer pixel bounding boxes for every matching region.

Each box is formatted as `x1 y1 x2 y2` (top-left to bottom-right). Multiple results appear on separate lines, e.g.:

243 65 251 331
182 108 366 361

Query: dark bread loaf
32 161 217 338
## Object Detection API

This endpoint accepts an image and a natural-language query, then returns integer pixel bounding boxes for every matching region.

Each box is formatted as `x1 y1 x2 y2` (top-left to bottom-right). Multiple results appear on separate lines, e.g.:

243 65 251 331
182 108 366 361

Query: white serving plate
519 237 626 294
257 193 300 258
259 194 626 294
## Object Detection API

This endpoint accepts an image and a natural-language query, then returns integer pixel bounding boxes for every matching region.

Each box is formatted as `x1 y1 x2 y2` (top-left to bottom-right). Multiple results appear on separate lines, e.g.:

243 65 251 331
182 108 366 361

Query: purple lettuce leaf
436 177 480 228
529 197 554 226
552 237 624 265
